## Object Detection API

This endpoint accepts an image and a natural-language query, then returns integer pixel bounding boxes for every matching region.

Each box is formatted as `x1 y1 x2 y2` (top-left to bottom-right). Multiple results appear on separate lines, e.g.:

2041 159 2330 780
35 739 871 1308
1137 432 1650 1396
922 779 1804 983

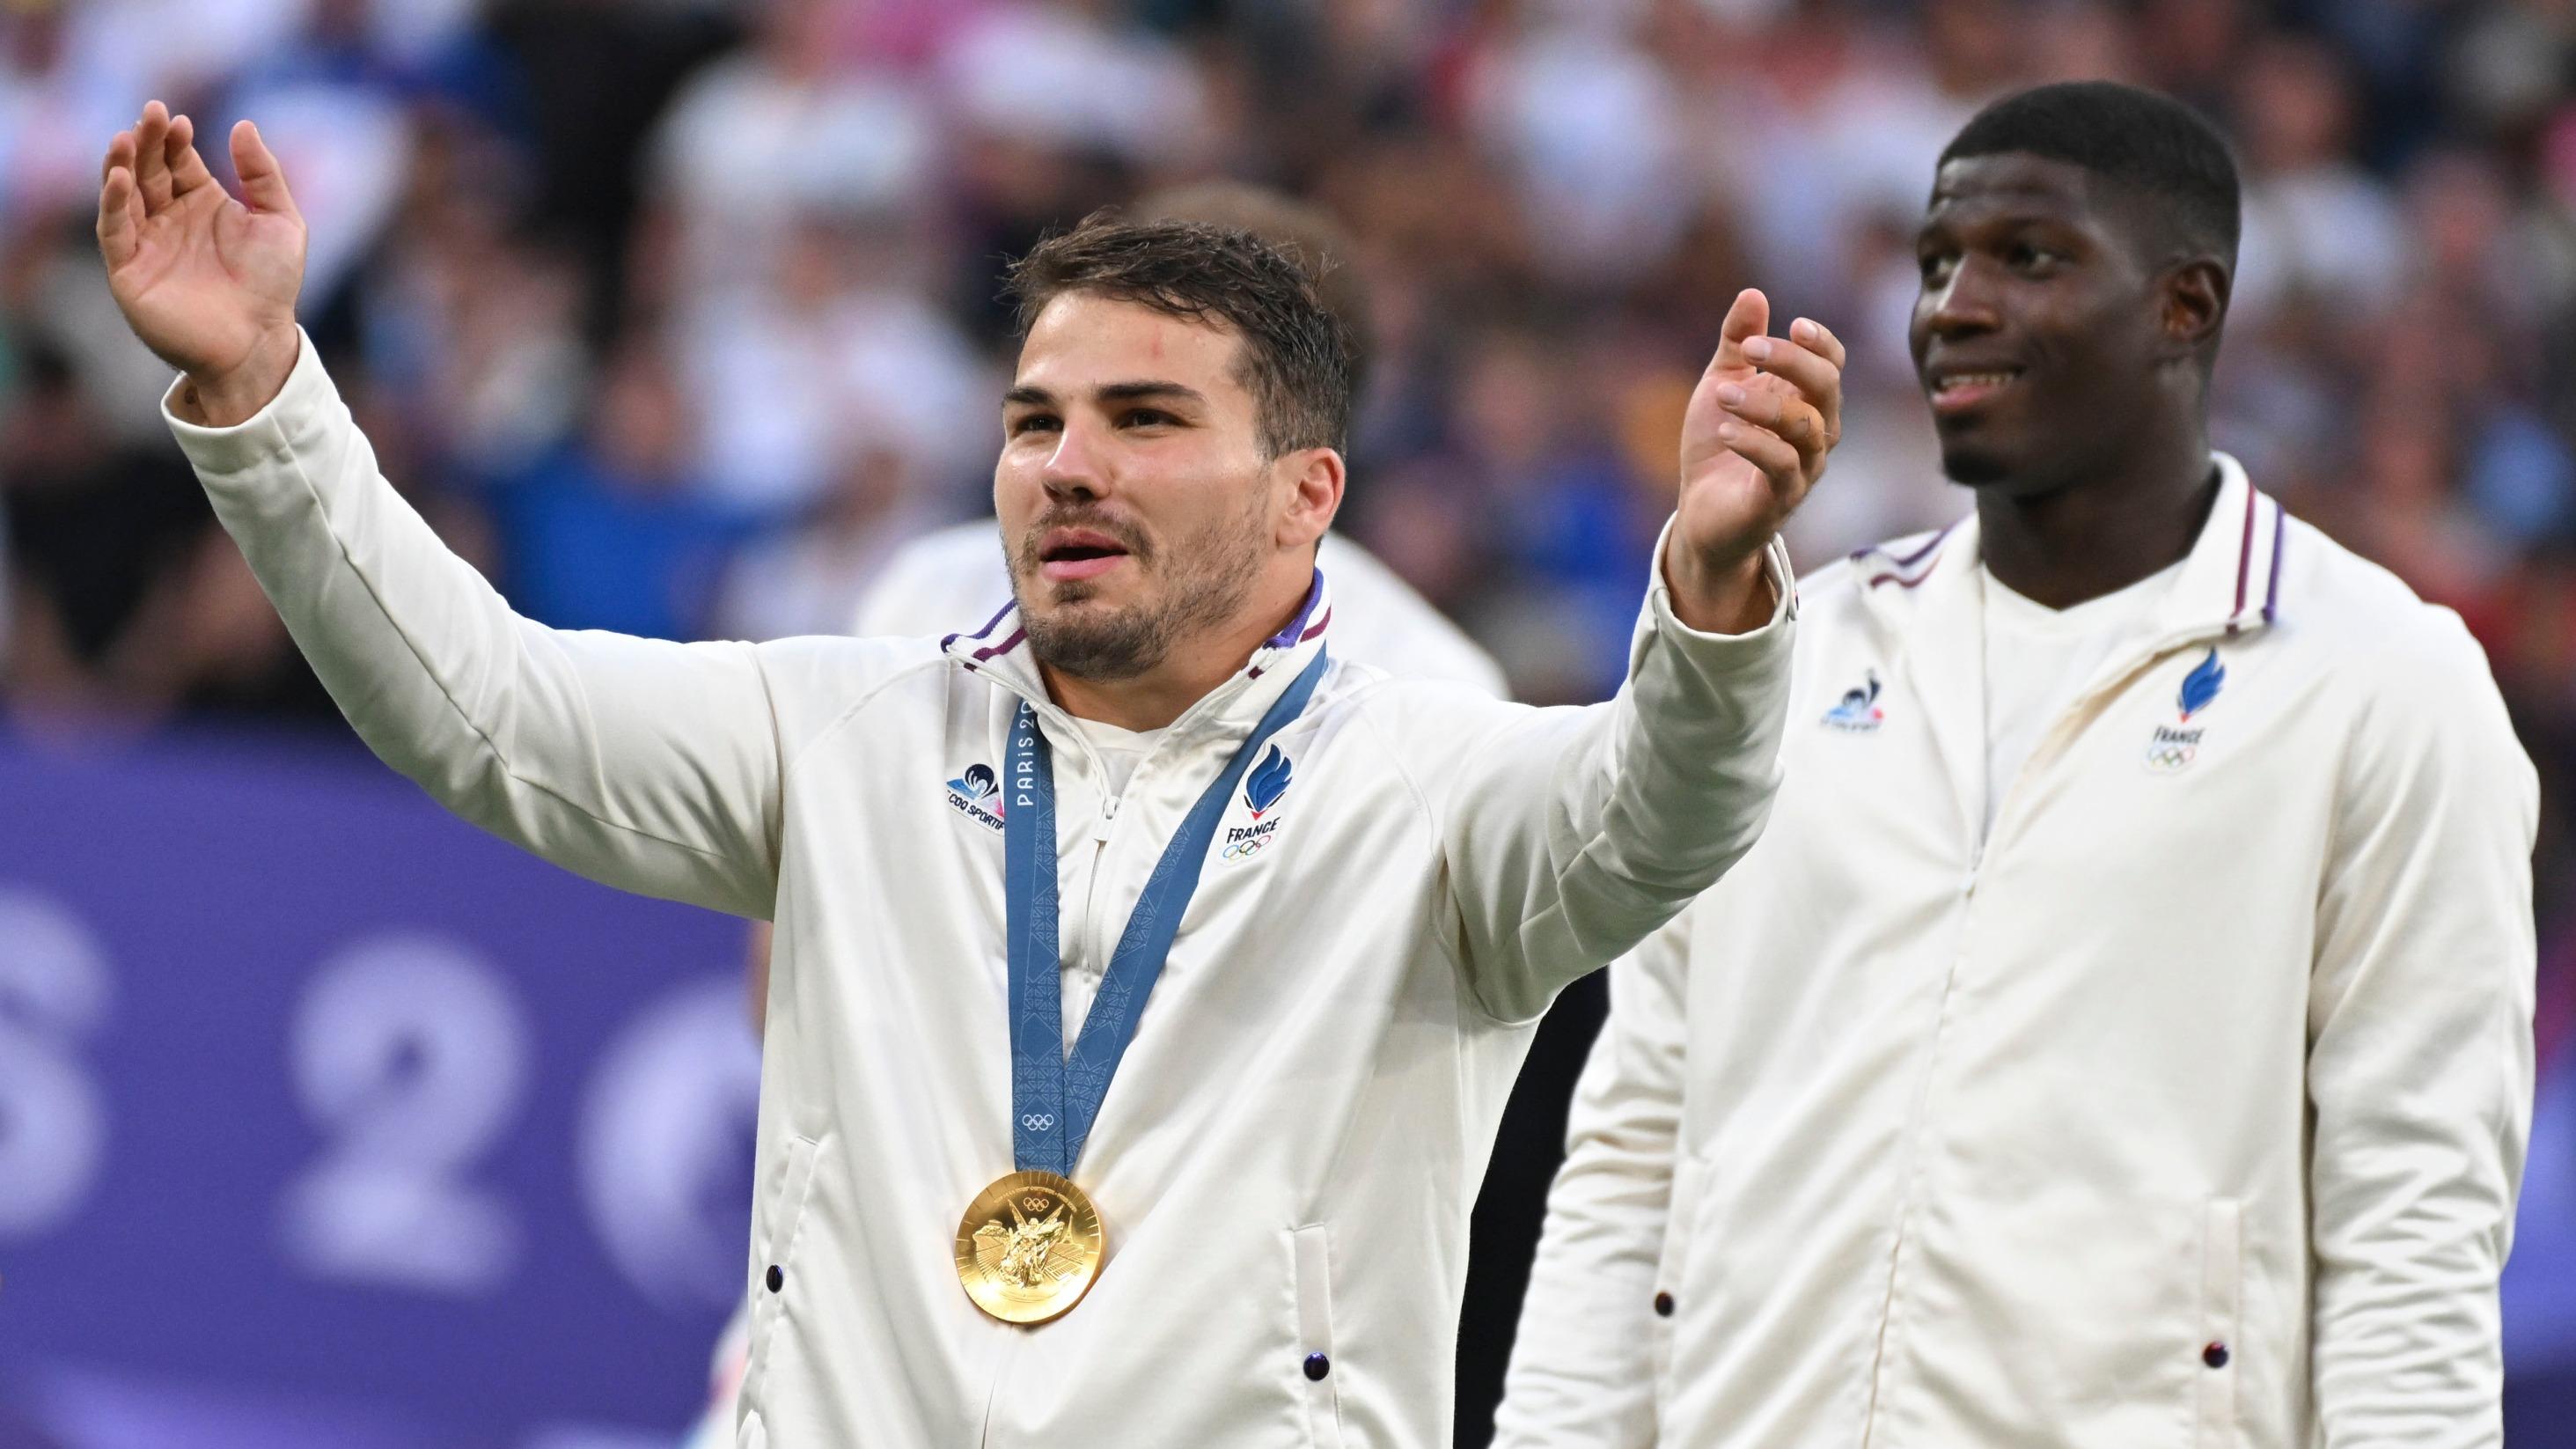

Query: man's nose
1926 259 2004 339
1041 417 1111 499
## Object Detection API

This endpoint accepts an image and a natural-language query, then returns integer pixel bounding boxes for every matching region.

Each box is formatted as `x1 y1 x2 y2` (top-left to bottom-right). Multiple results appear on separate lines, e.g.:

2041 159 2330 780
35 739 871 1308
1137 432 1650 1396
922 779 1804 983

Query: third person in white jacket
1497 81 2537 1449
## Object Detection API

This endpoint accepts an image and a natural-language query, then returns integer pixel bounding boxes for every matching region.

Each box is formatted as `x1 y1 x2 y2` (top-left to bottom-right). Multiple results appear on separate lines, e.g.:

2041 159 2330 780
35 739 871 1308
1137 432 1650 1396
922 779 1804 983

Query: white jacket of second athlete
161 334 1797 1449
1498 459 2537 1449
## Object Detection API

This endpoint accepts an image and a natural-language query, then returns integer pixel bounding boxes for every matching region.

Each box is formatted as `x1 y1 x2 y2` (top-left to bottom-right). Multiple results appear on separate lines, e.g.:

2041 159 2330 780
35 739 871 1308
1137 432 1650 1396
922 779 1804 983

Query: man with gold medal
97 100 1840 1446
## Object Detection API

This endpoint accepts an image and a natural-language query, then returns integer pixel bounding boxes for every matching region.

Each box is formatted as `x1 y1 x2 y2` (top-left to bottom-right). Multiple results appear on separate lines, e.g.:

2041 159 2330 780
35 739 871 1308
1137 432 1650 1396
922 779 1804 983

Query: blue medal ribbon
1006 648 1330 1176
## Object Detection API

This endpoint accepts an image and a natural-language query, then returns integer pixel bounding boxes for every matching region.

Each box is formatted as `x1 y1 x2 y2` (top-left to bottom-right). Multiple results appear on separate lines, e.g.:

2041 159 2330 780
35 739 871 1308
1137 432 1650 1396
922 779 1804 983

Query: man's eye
1009 414 1060 437
1121 409 1176 428
1918 253 1954 283
2010 244 2060 272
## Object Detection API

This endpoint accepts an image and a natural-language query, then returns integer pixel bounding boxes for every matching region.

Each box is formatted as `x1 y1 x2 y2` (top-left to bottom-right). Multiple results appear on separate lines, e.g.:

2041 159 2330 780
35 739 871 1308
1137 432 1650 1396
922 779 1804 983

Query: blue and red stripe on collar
942 599 1024 671
1852 476 2287 629
2223 483 2287 636
1853 522 1957 591
1249 570 1331 680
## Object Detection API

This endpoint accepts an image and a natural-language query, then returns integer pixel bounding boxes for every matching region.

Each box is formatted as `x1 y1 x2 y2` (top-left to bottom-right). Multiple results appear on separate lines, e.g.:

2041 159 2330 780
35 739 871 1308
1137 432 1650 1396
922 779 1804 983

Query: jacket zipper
992 656 1300 1039
1083 793 1119 1003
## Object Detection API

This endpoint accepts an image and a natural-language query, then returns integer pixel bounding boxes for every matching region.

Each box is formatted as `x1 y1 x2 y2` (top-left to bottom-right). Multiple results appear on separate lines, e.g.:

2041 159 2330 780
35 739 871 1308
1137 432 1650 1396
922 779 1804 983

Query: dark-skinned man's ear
2161 258 2230 357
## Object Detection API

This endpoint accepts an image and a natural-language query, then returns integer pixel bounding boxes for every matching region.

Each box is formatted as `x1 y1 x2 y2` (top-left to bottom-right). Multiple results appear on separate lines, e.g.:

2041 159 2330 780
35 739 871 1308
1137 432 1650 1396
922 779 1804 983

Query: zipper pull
1096 797 1118 843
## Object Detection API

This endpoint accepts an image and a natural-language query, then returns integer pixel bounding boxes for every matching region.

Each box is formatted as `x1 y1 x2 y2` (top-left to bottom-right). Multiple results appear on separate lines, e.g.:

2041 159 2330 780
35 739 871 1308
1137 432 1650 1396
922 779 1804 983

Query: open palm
98 102 305 390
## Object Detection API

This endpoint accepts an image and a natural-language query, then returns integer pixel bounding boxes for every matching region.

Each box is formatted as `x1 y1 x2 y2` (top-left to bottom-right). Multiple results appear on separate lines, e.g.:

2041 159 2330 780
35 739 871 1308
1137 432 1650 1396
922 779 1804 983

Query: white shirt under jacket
160 332 1797 1449
855 519 1512 700
1496 457 2538 1449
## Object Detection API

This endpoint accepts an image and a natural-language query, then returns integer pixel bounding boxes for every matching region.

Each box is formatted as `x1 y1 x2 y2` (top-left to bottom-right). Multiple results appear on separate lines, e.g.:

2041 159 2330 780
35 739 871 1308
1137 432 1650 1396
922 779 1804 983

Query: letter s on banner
0 888 113 1238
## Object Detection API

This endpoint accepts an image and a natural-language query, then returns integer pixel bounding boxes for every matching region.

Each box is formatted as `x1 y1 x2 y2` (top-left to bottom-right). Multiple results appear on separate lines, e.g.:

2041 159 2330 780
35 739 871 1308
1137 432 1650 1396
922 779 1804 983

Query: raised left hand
1667 289 1845 632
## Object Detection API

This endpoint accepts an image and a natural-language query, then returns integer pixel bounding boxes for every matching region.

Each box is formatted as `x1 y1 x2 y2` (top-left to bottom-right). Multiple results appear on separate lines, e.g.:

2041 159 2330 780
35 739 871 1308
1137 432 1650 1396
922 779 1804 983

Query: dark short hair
1132 182 1376 396
1004 213 1356 458
1941 81 2242 272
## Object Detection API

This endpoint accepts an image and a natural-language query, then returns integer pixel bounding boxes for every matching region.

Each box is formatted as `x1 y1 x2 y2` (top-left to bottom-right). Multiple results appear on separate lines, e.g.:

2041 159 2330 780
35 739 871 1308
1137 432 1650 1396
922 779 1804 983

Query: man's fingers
97 165 142 268
1738 335 1843 438
1713 420 1806 498
231 120 297 217
101 129 135 185
165 113 217 198
1790 317 1847 371
1719 379 1830 467
1719 287 1772 342
135 100 173 212
1703 287 1772 374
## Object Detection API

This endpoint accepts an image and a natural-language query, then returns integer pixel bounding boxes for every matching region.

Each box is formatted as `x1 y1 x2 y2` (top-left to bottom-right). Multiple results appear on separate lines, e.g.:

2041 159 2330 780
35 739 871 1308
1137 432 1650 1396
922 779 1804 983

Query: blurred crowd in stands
4 0 2574 1046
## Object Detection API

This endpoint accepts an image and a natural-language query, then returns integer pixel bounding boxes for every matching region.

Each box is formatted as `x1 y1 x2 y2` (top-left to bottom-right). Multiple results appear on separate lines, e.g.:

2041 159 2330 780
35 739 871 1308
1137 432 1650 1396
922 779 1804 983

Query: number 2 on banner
280 932 532 1295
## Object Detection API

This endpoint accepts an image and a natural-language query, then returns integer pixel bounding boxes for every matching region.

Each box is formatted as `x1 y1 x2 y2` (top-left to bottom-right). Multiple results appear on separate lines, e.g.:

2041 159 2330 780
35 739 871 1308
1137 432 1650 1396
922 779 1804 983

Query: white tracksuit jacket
1496 458 2537 1449
162 334 1797 1448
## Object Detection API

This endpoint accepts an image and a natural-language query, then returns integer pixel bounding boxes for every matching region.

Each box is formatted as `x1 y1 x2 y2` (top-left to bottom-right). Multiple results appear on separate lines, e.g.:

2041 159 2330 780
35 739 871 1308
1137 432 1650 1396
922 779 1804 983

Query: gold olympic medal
953 1170 1105 1325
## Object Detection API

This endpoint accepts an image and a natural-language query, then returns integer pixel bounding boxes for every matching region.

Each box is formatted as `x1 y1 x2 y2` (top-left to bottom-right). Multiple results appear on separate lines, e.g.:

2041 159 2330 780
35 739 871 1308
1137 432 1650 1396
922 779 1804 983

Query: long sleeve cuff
161 326 333 478
1636 518 1797 677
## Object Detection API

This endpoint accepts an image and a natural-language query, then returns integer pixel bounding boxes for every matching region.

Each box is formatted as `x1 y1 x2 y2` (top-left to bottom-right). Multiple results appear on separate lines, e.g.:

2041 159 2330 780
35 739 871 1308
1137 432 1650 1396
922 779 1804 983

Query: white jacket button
1653 1291 1675 1318
767 1265 784 1293
2202 1341 2229 1369
1303 1352 1330 1381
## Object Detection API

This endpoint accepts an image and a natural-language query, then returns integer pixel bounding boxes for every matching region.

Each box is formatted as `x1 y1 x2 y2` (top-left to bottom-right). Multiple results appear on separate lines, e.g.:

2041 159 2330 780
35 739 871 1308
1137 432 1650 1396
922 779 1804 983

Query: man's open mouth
1926 364 2025 415
1038 528 1134 583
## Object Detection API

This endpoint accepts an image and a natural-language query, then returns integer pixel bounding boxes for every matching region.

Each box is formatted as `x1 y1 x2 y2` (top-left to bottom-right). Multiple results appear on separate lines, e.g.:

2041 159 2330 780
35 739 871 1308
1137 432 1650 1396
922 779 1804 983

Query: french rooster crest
1244 745 1295 819
1822 669 1884 728
2178 649 2225 722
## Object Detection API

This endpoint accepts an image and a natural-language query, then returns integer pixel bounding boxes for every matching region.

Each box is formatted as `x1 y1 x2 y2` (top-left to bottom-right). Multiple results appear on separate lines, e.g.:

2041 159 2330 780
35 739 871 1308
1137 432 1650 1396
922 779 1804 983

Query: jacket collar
1848 452 2286 648
1843 453 2286 851
940 570 1335 743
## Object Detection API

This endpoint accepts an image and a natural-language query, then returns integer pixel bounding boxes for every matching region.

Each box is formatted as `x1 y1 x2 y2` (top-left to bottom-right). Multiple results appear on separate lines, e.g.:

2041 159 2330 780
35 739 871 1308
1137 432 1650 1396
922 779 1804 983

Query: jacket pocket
741 1135 826 1418
1650 1156 1712 1397
2194 1197 2242 1446
1289 1224 1347 1449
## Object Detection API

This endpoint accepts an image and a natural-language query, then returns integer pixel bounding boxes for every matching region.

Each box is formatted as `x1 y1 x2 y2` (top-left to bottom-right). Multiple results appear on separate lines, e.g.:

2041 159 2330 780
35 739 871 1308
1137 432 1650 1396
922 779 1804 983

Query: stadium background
3 0 2574 1443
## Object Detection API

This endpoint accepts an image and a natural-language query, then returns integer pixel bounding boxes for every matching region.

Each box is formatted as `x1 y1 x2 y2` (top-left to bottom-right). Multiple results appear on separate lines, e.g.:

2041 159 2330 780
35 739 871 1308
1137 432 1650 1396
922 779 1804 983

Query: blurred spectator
0 2 159 224
0 343 329 725
0 344 206 717
480 339 748 640
220 0 421 309
1464 5 1691 286
644 0 943 310
2231 34 2404 327
357 114 584 477
935 0 1207 172
716 442 936 640
672 213 992 512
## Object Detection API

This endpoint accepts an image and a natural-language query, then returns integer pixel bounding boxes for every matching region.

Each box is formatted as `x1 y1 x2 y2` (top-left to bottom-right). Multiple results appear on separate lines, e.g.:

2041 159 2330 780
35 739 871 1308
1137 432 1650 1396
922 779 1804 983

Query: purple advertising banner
0 728 759 1449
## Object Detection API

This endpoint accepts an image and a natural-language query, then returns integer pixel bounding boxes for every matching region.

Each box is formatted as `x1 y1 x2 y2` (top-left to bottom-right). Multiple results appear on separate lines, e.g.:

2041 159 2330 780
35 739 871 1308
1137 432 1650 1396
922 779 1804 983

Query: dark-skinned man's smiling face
1908 152 2181 496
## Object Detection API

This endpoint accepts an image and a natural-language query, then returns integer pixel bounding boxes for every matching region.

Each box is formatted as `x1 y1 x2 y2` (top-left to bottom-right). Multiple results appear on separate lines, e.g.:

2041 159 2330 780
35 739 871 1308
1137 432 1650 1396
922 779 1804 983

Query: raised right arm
103 105 788 917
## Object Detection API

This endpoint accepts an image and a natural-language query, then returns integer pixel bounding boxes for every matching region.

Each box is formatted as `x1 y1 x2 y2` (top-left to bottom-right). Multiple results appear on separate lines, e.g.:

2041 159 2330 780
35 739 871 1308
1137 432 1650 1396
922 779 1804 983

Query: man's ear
1277 446 1345 549
2162 257 2230 358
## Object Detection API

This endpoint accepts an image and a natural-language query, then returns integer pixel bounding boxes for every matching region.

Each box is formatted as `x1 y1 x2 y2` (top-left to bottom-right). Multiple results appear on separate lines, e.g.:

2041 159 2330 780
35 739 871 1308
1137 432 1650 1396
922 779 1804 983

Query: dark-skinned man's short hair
1004 213 1356 460
1941 80 2242 273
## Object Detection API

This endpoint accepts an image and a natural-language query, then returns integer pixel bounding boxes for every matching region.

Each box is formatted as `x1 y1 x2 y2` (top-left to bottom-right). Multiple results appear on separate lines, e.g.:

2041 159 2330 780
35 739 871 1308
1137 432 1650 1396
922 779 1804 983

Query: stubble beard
1012 489 1271 681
